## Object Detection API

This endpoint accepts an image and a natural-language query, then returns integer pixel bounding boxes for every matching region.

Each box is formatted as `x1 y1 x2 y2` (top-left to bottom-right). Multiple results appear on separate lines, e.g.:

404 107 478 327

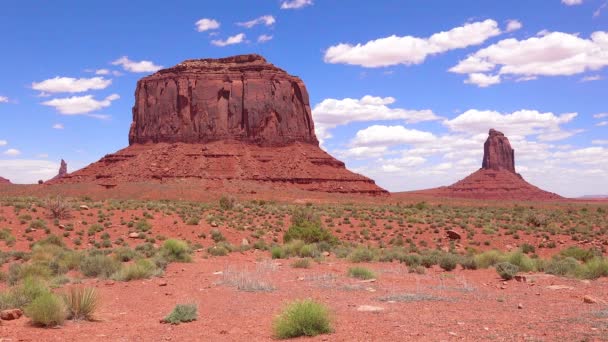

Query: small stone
583 295 598 304
79 205 89 210
446 230 461 240
514 275 527 283
158 280 168 287
356 305 384 312
322 251 330 257
241 238 249 246
210 221 218 227
0 309 23 320
358 278 377 283
518 303 523 309
129 232 140 238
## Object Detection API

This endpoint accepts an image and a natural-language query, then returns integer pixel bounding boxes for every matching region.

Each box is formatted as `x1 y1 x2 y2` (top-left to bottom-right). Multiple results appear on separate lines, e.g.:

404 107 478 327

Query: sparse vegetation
25 292 66 327
273 299 332 339
62 287 99 321
163 303 198 324
347 266 375 280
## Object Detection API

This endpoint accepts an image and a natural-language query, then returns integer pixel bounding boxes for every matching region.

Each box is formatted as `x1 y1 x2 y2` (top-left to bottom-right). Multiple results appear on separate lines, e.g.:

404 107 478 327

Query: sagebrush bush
348 247 375 263
44 196 71 219
283 221 336 245
347 267 375 280
495 262 519 280
291 259 311 269
80 254 120 278
545 257 579 276
273 299 332 339
219 196 235 210
161 239 191 262
439 253 459 271
113 259 158 281
163 303 197 324
63 287 99 321
25 292 66 327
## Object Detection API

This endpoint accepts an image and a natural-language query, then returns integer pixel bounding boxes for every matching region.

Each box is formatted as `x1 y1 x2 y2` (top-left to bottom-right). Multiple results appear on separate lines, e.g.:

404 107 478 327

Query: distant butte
416 129 562 200
51 54 387 195
0 176 10 185
49 159 67 181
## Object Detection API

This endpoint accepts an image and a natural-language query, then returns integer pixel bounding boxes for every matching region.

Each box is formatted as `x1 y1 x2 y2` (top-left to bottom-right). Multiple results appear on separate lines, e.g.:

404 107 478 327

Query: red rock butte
0 177 10 185
417 129 562 200
51 54 387 195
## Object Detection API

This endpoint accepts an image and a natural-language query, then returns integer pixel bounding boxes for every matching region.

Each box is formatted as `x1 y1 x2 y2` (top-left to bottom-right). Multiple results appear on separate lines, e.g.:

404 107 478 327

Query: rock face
51 55 386 195
416 129 562 200
0 177 10 184
482 129 515 173
49 159 68 181
129 54 318 147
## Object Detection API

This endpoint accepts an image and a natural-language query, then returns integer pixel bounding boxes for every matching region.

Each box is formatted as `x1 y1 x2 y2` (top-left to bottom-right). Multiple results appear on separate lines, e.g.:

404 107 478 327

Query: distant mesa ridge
416 129 562 200
0 176 10 185
50 54 387 195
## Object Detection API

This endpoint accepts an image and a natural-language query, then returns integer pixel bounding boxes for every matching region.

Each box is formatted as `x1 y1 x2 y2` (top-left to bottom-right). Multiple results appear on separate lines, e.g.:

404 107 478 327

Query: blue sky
0 0 607 197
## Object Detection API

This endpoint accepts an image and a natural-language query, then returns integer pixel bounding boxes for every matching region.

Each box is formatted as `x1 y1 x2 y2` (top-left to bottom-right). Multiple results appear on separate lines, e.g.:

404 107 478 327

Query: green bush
348 247 375 263
283 221 336 245
219 196 235 210
545 257 579 276
495 262 519 280
577 258 608 279
80 254 120 278
347 267 375 280
25 292 66 327
439 253 459 271
559 247 599 262
163 303 197 324
507 252 536 272
113 247 138 262
207 245 229 257
161 239 191 262
271 246 284 259
112 259 158 281
63 287 99 321
273 299 332 339
0 277 50 310
291 259 311 269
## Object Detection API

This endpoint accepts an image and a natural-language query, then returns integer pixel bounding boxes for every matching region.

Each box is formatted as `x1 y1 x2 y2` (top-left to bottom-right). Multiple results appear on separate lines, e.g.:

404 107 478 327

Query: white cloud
42 94 119 115
324 19 501 68
52 123 64 129
351 125 436 147
593 112 608 119
464 73 501 87
281 0 313 9
95 69 110 75
0 159 59 183
195 18 220 32
581 75 602 82
593 139 608 145
451 31 608 86
562 0 583 5
337 146 389 159
0 96 8 103
237 15 275 28
0 140 6 146
598 121 608 126
112 56 162 73
258 34 273 43
211 33 246 47
32 76 112 94
312 95 440 142
506 20 522 32
4 149 21 156
444 109 579 141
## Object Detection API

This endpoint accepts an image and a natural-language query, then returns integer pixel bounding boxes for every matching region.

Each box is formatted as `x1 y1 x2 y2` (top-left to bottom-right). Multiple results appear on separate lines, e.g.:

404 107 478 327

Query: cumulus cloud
42 94 119 115
112 56 162 73
52 123 64 129
562 0 583 5
324 19 501 68
4 149 21 156
506 20 523 32
0 159 60 184
450 31 608 86
32 76 112 94
95 69 109 75
464 73 501 87
0 140 7 146
580 75 602 82
593 140 608 145
211 33 246 47
281 0 313 9
444 109 579 141
258 34 273 43
351 125 436 147
237 15 275 28
598 121 608 126
0 96 9 103
312 95 440 141
593 113 608 119
195 18 220 32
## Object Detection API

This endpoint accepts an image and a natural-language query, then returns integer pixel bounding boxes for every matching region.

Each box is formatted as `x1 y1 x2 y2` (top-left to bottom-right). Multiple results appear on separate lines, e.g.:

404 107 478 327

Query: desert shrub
207 244 229 256
520 243 536 254
348 247 376 263
210 229 225 243
25 292 66 327
507 252 536 272
186 217 200 225
401 254 421 267
273 299 332 339
160 239 191 262
347 267 375 280
44 196 71 219
112 259 158 281
526 213 547 227
80 254 120 278
559 247 599 262
163 303 197 324
439 253 459 271
135 220 152 232
9 263 53 285
283 221 336 245
135 243 157 258
271 246 284 259
0 277 50 310
298 244 319 258
291 259 311 269
219 195 235 210
420 253 440 268
576 258 608 279
62 287 99 321
459 256 478 270
545 257 579 276
34 234 66 248
495 262 519 280
0 228 16 246
474 250 505 268
290 207 321 228
113 247 138 262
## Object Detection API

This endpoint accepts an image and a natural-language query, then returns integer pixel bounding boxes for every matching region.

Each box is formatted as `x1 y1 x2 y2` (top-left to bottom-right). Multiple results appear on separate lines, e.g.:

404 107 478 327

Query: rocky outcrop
49 159 67 181
129 54 318 147
415 129 562 200
482 129 515 173
0 177 10 184
51 54 387 195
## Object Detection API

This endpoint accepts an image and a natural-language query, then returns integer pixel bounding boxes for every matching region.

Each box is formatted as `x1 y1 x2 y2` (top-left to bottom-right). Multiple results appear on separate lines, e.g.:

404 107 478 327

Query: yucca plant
63 287 100 321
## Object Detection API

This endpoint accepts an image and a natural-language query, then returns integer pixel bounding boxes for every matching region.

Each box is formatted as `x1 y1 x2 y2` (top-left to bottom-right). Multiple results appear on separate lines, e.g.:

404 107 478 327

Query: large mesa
129 54 318 147
51 54 386 195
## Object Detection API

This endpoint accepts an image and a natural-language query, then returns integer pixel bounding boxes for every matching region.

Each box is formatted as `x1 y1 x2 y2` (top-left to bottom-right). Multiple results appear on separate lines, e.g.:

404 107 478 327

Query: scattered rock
322 251 330 257
518 303 523 309
79 205 90 210
546 285 574 290
583 295 598 304
158 280 168 287
514 275 527 283
0 309 23 320
210 221 218 228
128 232 140 239
356 305 384 313
241 238 249 246
446 230 461 240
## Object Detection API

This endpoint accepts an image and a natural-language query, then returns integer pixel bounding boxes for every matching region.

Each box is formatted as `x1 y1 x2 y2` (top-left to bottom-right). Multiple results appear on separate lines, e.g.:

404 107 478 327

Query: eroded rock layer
49 159 67 181
0 177 10 184
482 129 515 172
51 141 386 194
129 54 318 147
